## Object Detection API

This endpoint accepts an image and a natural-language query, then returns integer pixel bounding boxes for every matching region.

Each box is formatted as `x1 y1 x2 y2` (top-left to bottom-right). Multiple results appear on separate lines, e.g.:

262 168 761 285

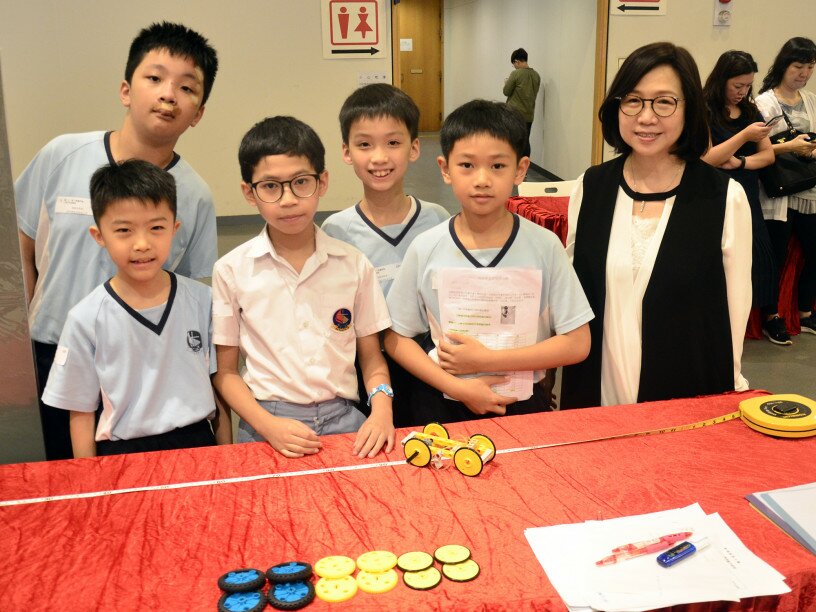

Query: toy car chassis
401 423 496 477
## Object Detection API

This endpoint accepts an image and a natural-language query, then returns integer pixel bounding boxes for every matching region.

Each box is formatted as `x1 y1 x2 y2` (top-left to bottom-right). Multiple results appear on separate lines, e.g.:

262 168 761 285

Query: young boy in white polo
211 116 395 459
42 160 230 457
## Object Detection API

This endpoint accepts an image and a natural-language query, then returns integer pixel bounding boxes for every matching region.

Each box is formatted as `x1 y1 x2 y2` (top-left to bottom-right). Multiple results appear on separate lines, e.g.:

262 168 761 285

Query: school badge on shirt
332 308 352 332
187 330 203 352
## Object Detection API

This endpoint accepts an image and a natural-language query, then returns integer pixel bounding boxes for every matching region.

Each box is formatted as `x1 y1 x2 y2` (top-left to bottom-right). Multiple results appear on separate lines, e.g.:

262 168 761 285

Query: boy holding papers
384 100 592 425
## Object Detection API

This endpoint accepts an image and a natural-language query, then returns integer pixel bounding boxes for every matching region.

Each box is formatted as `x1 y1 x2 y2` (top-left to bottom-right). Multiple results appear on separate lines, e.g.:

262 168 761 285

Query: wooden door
392 0 443 132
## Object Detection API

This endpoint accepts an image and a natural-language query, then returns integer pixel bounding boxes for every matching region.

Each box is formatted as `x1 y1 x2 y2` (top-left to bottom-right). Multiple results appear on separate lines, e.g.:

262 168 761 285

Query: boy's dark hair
439 99 527 161
339 83 420 142
510 48 528 63
759 37 816 94
703 50 761 131
90 160 177 224
125 22 219 105
238 116 326 183
598 42 709 162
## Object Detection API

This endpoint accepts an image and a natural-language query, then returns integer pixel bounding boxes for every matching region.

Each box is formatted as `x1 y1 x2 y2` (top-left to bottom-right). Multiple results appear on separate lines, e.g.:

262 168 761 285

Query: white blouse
566 176 752 406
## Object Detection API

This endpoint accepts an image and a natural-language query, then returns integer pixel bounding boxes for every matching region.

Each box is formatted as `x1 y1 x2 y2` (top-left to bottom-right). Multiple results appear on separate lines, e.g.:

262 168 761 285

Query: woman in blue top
701 51 784 344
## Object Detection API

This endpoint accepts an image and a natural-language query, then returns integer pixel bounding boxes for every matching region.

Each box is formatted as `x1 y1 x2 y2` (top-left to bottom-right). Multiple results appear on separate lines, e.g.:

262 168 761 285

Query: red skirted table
507 195 808 339
1 391 814 611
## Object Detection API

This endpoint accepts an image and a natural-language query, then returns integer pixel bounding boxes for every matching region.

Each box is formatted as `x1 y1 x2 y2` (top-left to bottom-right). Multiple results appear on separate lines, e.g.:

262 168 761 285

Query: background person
561 42 752 409
503 48 541 160
755 37 816 337
702 51 785 344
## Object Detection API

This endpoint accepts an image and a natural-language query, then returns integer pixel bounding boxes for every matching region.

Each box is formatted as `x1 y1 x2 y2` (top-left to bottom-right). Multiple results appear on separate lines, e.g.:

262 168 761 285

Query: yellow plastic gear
314 555 356 579
453 447 483 477
356 550 397 573
468 433 496 462
315 575 358 602
433 544 471 565
403 566 442 590
404 438 432 467
356 569 398 594
442 559 481 582
422 422 449 439
396 550 434 572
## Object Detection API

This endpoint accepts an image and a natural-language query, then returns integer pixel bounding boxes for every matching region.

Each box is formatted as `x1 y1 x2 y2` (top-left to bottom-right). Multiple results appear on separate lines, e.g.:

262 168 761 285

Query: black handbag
759 109 816 197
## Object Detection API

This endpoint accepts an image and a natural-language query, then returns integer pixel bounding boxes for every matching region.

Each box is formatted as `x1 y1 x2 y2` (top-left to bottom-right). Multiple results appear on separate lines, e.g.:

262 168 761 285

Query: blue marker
656 537 710 567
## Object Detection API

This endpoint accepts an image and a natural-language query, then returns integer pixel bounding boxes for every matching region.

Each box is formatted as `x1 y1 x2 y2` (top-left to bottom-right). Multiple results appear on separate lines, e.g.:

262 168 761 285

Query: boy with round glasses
211 116 395 459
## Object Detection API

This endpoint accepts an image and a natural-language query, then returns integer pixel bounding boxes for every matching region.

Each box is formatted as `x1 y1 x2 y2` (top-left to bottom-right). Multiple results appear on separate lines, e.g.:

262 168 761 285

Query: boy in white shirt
212 116 395 458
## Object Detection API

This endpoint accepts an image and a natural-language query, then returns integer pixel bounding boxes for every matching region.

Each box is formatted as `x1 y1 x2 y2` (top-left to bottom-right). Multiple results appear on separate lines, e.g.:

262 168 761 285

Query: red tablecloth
1 392 814 611
507 196 808 339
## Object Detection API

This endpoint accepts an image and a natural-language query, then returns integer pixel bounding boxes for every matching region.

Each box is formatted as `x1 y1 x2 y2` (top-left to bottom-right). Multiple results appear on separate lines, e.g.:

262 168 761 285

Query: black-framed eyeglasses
616 95 684 117
250 174 321 204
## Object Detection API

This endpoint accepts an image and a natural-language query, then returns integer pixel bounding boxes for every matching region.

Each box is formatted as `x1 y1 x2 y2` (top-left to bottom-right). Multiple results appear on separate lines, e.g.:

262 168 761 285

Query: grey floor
219 133 816 401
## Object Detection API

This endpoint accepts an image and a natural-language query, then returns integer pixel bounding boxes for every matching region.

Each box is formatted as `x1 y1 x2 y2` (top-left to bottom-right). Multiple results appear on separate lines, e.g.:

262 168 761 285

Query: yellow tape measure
498 394 816 458
739 394 816 438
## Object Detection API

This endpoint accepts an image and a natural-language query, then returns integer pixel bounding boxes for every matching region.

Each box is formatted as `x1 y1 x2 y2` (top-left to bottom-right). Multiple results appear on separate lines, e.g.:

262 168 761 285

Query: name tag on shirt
376 263 400 284
54 345 69 366
55 197 92 216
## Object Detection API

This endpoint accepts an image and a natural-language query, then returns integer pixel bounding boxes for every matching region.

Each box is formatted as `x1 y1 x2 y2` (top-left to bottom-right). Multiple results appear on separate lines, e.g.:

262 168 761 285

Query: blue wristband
367 384 394 406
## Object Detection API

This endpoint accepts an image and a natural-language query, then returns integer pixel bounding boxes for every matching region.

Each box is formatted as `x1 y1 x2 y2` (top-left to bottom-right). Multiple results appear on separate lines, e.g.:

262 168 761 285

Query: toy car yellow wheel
423 422 449 439
468 433 496 463
453 447 483 477
404 438 432 467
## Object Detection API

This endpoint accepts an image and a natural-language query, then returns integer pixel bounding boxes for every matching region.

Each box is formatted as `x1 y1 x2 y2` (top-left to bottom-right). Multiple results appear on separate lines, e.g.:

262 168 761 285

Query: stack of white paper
524 503 790 611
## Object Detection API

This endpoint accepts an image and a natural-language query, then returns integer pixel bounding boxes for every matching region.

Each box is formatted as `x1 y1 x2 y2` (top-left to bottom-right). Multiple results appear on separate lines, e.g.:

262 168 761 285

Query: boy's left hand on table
438 332 490 375
353 411 395 458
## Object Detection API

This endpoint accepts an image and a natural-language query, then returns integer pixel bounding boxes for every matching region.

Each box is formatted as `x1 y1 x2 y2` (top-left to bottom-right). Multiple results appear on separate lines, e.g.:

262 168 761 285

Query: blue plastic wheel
217 568 266 593
268 580 316 610
266 561 313 584
217 590 267 612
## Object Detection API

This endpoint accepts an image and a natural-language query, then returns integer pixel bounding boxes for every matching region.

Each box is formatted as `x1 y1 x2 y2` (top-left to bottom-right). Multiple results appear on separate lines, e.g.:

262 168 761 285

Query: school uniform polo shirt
387 214 594 383
321 196 450 295
15 131 217 345
42 273 217 441
212 226 391 405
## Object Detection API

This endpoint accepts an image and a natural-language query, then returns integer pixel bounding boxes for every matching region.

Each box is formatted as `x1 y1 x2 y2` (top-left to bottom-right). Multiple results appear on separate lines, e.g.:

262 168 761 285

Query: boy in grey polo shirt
43 161 230 457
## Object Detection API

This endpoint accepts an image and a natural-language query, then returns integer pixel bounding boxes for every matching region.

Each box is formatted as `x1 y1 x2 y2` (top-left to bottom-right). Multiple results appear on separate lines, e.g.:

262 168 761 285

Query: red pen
595 532 693 566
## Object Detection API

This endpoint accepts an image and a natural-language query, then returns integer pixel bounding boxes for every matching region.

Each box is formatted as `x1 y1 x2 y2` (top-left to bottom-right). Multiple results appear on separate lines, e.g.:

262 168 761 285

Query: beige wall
443 0 597 181
0 1 392 216
1 1 813 209
605 0 815 160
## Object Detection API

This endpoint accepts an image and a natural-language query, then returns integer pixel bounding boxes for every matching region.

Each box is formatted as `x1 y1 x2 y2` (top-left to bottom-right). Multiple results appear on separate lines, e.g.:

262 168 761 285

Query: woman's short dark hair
759 37 816 94
598 42 709 161
703 50 762 131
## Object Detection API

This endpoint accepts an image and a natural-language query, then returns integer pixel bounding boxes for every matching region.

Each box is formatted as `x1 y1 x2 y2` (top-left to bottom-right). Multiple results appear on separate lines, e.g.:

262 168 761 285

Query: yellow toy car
401 423 496 477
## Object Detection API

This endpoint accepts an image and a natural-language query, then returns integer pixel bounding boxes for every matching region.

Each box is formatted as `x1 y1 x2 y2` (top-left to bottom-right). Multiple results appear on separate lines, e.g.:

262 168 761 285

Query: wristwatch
367 384 394 406
737 155 746 169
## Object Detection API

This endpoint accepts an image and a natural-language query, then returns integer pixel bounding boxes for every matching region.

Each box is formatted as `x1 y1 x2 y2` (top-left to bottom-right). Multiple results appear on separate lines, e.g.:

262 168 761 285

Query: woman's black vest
561 156 735 409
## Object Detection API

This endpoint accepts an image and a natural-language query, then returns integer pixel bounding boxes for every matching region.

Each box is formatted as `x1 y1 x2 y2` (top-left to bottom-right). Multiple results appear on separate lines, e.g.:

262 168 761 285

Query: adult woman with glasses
702 51 785 345
561 42 752 409
755 37 816 339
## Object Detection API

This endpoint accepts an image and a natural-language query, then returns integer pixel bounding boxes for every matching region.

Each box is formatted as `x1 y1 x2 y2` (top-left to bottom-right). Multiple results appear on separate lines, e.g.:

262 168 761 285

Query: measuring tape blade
0 407 782 508
498 410 742 456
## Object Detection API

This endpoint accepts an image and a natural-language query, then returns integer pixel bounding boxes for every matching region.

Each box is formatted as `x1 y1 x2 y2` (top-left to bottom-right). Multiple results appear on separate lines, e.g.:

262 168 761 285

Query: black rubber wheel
266 561 313 584
268 580 316 610
217 590 267 612
217 568 266 593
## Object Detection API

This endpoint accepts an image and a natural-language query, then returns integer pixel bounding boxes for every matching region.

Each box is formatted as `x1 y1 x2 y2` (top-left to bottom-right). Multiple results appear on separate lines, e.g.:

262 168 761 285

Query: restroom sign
322 0 388 59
